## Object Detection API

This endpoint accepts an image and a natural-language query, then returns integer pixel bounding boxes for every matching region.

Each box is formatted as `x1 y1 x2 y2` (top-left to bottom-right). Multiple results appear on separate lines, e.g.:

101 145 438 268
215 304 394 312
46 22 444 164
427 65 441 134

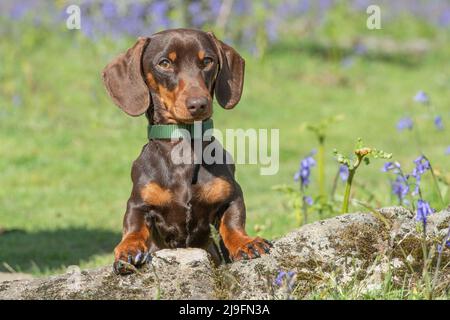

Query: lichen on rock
1 207 449 300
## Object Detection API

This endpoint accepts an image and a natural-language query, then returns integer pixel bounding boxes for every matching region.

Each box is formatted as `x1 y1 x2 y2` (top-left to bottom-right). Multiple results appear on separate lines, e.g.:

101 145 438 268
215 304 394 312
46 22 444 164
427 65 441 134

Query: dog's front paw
230 237 273 261
113 238 151 275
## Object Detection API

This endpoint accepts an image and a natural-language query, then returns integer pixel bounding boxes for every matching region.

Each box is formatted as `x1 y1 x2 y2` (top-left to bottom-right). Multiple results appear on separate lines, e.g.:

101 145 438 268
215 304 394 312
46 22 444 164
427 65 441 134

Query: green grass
0 24 449 281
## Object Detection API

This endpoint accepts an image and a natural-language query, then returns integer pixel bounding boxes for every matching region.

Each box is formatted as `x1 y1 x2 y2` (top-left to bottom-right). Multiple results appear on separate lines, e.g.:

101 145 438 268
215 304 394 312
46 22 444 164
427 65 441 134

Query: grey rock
1 207 449 300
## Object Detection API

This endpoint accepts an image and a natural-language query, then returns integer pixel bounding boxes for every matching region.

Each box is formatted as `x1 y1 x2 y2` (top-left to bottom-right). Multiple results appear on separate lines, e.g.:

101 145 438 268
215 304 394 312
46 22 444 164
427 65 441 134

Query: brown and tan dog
102 29 271 275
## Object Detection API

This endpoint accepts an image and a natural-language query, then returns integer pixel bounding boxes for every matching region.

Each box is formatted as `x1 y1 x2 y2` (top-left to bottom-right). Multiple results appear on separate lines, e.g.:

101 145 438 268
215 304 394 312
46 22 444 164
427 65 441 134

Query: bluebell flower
382 161 401 173
274 270 296 291
101 0 117 19
294 151 316 187
339 165 349 182
414 91 430 104
209 0 222 17
150 1 170 30
391 175 409 204
234 0 253 16
265 19 278 43
434 115 443 130
303 196 313 206
341 56 355 68
354 43 367 55
274 271 286 286
413 156 430 175
12 94 22 107
10 3 29 20
188 1 206 27
396 117 413 131
439 8 450 27
411 155 430 195
416 199 434 225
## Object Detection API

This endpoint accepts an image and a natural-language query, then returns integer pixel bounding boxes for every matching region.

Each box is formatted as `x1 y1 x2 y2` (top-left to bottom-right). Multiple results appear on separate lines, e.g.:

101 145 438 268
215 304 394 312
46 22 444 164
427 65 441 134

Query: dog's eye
158 58 172 69
202 57 213 68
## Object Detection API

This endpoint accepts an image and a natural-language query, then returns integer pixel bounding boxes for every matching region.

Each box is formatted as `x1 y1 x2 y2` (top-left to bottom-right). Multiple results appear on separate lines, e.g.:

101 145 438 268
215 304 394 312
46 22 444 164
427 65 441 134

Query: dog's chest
143 172 232 249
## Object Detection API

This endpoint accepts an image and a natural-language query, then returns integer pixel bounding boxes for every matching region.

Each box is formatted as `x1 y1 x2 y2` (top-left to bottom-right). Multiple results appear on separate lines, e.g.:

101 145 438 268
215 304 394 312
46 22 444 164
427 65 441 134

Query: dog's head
102 29 245 124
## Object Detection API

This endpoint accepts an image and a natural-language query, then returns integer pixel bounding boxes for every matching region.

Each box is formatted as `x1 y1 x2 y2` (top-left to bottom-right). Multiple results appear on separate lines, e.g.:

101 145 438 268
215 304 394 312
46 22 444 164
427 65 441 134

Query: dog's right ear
102 37 151 116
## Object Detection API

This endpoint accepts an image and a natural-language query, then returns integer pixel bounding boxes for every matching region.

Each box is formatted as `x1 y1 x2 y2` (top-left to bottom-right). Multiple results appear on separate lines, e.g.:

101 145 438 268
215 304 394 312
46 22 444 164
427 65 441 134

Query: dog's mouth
172 110 212 124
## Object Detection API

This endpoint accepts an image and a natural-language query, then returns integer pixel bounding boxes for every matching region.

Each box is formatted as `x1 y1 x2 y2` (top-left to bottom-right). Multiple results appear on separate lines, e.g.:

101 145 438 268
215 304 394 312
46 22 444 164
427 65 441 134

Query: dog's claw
247 244 260 258
143 252 152 264
113 260 138 275
135 251 143 264
264 239 274 247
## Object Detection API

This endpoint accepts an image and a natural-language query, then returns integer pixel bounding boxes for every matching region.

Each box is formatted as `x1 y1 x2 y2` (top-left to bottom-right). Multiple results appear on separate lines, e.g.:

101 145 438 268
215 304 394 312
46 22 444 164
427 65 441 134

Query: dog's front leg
113 201 151 274
219 195 272 261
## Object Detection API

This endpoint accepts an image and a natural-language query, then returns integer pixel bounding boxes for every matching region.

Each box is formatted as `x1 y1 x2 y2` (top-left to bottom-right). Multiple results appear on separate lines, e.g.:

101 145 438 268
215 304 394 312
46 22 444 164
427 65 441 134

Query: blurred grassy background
0 1 449 276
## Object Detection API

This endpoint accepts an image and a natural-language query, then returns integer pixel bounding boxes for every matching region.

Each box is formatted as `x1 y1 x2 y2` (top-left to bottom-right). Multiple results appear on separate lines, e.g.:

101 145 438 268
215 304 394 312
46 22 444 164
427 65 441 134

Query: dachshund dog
102 29 272 275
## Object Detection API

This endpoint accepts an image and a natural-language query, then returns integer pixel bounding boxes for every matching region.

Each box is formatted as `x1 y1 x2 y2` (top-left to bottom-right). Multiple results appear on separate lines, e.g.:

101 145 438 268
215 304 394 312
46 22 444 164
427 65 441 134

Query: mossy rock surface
1 207 449 300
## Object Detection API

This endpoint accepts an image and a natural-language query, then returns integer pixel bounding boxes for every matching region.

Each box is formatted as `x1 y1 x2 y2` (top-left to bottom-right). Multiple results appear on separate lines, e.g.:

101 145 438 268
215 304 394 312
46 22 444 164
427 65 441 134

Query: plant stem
300 184 307 225
342 168 355 213
318 137 326 203
421 223 431 299
341 154 364 213
424 156 446 208
432 224 450 296
330 167 340 201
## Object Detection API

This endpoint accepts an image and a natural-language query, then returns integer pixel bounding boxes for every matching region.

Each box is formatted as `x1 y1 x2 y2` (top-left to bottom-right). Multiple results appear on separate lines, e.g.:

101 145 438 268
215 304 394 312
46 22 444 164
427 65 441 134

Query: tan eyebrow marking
198 50 205 60
168 52 177 61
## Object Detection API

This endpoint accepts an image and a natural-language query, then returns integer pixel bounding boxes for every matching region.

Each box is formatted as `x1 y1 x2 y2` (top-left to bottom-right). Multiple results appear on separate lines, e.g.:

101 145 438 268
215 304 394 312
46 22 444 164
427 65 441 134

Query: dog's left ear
207 32 245 109
102 37 151 116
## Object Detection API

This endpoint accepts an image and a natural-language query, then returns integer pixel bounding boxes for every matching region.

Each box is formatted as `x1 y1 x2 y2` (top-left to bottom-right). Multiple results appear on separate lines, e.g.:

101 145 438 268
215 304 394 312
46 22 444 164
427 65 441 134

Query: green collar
148 119 214 140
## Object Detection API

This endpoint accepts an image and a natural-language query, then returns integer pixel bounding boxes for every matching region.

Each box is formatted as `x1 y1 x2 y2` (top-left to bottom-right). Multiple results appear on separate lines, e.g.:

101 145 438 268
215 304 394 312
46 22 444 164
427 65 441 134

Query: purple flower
234 0 253 16
303 196 313 206
209 0 222 17
413 156 430 176
446 146 450 155
410 155 431 195
339 165 349 182
416 199 434 225
294 151 316 187
101 0 117 19
12 94 22 107
439 8 450 27
354 43 367 55
274 271 286 286
265 19 278 43
434 116 443 130
414 91 430 104
274 270 296 290
341 56 355 68
382 161 401 173
391 175 409 204
397 117 413 131
10 3 29 20
188 1 206 27
150 1 170 30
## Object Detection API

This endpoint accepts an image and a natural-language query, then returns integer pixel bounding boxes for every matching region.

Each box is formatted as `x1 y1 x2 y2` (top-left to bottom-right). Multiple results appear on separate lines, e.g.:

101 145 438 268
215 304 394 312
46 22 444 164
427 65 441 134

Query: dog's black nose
186 96 208 115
